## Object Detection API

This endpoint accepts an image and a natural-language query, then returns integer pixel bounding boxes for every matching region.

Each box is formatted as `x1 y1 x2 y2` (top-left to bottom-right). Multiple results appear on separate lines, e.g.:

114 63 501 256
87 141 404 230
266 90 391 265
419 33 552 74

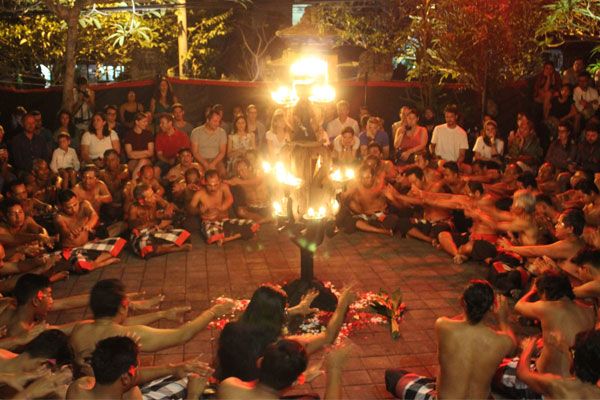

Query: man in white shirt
573 72 599 120
190 109 227 177
326 100 359 143
430 104 469 163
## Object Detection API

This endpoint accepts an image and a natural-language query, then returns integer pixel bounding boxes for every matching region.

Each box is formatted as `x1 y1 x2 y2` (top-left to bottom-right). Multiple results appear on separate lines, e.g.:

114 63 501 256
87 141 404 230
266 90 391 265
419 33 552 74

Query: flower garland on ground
208 283 407 339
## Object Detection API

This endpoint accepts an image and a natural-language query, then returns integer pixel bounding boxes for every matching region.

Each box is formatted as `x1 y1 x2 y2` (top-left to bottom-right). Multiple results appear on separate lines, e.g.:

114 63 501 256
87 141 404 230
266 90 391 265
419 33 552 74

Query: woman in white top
472 120 504 161
227 115 256 162
81 112 121 168
265 109 291 161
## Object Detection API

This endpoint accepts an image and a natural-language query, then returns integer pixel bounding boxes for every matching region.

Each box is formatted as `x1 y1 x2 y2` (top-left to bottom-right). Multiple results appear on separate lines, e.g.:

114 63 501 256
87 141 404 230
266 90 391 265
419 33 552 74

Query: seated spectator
66 335 212 400
124 112 155 177
80 112 120 169
128 182 191 258
326 100 360 144
30 111 53 150
103 105 124 139
573 72 599 123
430 104 468 164
545 121 576 172
332 126 360 165
245 104 267 150
191 109 227 177
53 109 76 144
473 120 504 162
393 108 428 164
171 103 194 137
533 61 562 119
50 133 79 189
562 57 585 87
507 113 543 171
385 280 516 399
155 113 191 176
190 169 258 245
53 189 125 272
493 271 596 398
10 113 51 174
359 116 390 159
227 115 256 171
572 123 600 173
226 158 271 224
546 84 578 137
265 109 291 161
118 90 144 130
69 279 233 374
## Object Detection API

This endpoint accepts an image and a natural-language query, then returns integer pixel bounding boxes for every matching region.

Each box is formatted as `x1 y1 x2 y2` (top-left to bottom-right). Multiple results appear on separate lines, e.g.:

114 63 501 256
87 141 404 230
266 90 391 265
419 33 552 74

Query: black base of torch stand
282 219 338 312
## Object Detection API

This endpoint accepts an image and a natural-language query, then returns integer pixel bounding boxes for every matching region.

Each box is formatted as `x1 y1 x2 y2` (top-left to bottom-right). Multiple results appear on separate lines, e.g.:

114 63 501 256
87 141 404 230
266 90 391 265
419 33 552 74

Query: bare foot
432 239 440 249
96 257 121 269
49 271 69 283
217 239 224 247
453 254 467 264
181 243 193 251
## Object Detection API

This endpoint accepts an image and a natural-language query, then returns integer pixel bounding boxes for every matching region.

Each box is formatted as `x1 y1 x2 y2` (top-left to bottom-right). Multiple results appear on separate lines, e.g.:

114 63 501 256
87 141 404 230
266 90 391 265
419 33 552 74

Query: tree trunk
62 9 80 111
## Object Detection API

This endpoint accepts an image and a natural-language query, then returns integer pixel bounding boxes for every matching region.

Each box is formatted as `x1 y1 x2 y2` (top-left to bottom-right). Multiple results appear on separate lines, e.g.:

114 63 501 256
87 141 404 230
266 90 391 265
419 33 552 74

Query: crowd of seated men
0 63 599 398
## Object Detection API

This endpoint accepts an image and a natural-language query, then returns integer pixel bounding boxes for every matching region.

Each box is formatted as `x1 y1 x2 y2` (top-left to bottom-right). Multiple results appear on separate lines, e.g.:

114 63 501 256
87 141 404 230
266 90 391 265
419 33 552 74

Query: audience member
119 90 144 130
80 112 121 168
430 104 468 163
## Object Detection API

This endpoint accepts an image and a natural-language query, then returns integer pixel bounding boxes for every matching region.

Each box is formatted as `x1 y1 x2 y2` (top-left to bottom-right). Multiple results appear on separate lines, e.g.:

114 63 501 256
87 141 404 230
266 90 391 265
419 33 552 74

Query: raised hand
295 289 320 316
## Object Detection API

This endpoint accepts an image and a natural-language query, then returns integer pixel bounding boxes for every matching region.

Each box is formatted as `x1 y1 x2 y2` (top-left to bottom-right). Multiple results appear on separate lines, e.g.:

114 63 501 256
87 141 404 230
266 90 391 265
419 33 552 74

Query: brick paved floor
47 225 492 399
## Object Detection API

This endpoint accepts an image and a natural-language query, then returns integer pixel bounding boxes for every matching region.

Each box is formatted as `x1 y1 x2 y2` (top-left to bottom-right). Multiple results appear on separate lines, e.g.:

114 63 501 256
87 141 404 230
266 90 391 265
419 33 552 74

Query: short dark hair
403 166 424 180
535 194 553 206
2 197 23 215
367 142 383 153
13 273 50 306
443 161 459 174
561 208 585 236
58 189 77 205
7 179 26 194
178 147 192 156
583 122 599 133
133 183 150 201
572 248 600 270
462 280 494 324
22 329 73 367
557 121 572 133
572 330 600 384
104 149 119 159
103 104 118 113
259 339 308 391
204 169 219 180
518 172 537 189
171 103 184 112
341 126 355 136
444 104 459 115
206 109 220 121
468 181 484 195
536 271 574 301
91 336 139 385
90 279 126 318
158 113 174 123
574 179 599 195
81 164 98 176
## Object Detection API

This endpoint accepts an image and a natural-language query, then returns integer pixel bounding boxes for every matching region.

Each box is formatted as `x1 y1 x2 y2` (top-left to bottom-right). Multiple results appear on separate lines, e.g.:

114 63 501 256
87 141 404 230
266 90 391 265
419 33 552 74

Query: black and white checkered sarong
201 218 259 244
130 227 190 258
141 375 187 400
61 237 126 272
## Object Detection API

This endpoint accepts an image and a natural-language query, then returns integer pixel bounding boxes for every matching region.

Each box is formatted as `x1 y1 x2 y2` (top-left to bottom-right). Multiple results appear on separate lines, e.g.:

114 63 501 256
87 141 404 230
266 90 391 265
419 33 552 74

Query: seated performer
226 158 272 224
385 280 516 399
493 271 596 398
98 149 130 222
66 336 213 400
127 182 191 258
53 189 125 272
123 164 165 215
25 159 60 205
190 169 259 245
69 279 234 374
165 148 203 184
337 164 399 236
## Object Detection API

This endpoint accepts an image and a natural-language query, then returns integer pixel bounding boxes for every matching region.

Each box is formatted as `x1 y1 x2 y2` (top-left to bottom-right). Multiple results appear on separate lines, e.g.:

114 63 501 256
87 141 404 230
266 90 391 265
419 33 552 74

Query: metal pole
176 0 188 77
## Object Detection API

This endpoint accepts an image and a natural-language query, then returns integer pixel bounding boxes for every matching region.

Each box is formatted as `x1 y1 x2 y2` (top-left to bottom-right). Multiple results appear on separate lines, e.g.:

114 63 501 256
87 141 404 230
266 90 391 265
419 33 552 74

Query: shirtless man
226 158 272 224
516 330 600 399
6 180 54 222
536 163 560 196
190 169 258 245
165 148 203 184
123 164 165 215
25 159 60 205
367 143 398 182
484 163 522 198
98 149 130 221
67 336 213 400
54 189 125 272
569 248 600 301
0 199 54 260
128 183 191 258
493 271 596 398
432 161 466 194
385 280 516 399
73 165 112 214
69 279 234 374
337 164 398 236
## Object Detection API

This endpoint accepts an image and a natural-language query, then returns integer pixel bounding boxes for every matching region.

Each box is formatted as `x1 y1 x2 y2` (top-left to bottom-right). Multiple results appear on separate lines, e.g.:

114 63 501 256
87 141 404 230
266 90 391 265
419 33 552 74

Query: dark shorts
338 210 399 234
412 220 453 239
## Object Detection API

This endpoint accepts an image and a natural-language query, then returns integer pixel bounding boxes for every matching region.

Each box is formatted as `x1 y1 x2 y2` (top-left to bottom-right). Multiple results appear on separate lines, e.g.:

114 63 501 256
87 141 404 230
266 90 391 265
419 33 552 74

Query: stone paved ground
48 225 492 399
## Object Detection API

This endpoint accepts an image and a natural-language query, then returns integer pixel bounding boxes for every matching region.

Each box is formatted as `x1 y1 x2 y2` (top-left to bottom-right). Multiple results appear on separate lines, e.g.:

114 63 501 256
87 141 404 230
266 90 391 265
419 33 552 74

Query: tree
235 12 280 81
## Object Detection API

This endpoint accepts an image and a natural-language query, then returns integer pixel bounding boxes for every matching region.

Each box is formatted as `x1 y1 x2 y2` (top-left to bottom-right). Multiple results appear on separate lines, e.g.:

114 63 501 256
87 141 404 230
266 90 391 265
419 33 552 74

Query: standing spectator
573 72 599 123
507 113 543 171
155 113 191 176
124 112 155 177
430 104 468 163
245 104 266 150
10 113 51 174
53 109 76 144
265 109 291 161
572 123 600 173
545 122 576 172
472 120 504 162
171 103 194 137
118 89 144 130
326 100 359 143
393 108 428 164
227 115 255 171
149 78 178 129
562 57 586 87
50 133 80 189
72 76 95 143
191 109 227 177
533 61 562 119
359 116 390 159
80 112 121 168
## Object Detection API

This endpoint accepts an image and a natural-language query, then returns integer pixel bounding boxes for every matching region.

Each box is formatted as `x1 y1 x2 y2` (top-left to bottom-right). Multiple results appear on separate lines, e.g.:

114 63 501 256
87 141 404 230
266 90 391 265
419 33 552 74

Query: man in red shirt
155 113 191 177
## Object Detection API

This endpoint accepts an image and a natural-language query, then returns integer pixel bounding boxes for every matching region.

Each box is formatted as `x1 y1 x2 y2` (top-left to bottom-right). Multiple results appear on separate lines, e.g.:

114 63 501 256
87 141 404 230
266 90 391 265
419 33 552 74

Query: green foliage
185 10 233 78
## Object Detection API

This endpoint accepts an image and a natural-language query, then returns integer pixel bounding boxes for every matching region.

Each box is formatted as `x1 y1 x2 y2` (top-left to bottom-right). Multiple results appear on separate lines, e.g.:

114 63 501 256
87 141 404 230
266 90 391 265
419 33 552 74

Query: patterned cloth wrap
130 227 191 258
387 371 437 400
492 356 542 400
201 218 259 244
141 375 187 400
60 237 126 272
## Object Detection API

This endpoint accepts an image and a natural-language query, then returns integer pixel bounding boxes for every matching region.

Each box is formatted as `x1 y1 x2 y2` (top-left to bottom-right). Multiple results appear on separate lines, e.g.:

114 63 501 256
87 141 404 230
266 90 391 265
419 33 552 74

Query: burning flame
330 167 355 182
273 201 284 216
262 161 272 173
274 162 302 187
